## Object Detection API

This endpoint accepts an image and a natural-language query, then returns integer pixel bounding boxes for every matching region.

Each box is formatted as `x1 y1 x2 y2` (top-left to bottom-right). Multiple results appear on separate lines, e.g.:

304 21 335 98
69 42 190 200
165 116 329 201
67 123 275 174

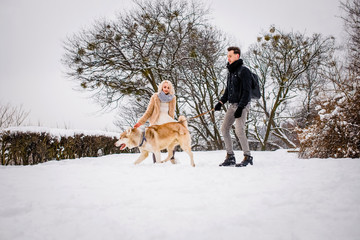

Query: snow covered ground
0 150 359 240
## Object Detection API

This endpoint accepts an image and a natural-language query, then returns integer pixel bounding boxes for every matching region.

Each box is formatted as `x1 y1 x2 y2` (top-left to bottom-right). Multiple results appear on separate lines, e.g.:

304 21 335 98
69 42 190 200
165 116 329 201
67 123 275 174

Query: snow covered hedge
297 87 360 158
0 127 124 165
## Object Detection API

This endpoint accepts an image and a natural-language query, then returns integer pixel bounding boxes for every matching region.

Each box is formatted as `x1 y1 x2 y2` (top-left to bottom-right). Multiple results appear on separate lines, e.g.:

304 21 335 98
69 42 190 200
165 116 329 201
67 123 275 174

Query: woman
134 80 176 162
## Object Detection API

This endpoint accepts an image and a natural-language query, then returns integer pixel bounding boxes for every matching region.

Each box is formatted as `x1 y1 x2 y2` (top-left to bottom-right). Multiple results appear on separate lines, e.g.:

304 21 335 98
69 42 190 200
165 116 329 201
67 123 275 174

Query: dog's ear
126 127 132 135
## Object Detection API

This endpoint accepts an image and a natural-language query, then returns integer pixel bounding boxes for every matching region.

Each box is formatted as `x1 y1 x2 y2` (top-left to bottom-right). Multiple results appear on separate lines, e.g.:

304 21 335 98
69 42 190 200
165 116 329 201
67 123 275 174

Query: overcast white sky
0 0 344 131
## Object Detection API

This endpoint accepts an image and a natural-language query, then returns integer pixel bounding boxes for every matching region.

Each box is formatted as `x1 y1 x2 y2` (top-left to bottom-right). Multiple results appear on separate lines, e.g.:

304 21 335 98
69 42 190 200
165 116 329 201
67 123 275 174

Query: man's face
227 50 239 64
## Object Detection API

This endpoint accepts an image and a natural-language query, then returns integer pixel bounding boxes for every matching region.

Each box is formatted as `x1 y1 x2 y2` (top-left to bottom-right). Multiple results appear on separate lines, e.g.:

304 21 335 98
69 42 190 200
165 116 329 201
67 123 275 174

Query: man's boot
219 154 236 167
235 155 253 167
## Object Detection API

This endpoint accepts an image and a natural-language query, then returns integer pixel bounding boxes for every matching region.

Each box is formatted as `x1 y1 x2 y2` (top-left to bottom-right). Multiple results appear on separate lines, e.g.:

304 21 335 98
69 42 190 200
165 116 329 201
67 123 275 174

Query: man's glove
134 122 141 128
234 107 243 118
214 102 222 111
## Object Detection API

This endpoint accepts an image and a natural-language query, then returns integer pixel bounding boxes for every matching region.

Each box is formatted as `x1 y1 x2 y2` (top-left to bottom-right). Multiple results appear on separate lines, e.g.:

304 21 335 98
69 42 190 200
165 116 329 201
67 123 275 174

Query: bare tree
0 103 30 128
113 13 228 150
340 0 360 76
296 0 360 158
63 0 231 150
63 0 211 109
244 26 336 150
177 27 228 150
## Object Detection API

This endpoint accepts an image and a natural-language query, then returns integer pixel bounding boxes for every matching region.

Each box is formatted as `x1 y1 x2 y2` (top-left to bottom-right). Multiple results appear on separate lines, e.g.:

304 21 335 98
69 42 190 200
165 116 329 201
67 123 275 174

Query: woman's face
162 82 170 94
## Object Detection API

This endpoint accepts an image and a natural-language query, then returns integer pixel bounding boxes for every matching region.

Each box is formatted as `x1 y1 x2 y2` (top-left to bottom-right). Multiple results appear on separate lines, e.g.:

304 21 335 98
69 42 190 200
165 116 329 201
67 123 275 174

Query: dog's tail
178 115 188 128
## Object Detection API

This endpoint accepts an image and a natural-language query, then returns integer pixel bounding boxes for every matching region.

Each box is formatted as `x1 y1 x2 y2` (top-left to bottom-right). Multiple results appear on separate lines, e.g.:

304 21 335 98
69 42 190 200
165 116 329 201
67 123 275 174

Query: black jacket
220 59 252 108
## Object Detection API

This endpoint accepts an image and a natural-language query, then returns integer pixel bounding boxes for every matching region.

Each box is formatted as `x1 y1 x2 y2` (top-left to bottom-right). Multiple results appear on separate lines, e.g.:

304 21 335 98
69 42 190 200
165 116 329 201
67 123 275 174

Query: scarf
227 59 243 73
158 91 174 103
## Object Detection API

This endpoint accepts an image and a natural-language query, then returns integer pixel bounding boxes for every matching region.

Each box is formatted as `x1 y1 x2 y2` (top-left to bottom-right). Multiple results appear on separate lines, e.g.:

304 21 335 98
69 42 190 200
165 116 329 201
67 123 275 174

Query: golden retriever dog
115 116 195 167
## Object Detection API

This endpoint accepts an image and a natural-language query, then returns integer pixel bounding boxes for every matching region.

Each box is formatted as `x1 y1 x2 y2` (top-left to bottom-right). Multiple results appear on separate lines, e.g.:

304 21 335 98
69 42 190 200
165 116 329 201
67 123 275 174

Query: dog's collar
138 130 147 147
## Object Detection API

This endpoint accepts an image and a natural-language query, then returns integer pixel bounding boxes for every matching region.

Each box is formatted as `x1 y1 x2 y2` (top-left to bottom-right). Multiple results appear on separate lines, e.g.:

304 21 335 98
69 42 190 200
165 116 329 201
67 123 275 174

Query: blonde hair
157 80 175 95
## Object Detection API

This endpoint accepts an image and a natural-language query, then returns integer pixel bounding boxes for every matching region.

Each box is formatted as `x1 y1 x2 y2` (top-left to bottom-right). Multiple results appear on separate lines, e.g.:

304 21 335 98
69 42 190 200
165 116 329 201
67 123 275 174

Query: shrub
0 127 126 165
297 86 360 158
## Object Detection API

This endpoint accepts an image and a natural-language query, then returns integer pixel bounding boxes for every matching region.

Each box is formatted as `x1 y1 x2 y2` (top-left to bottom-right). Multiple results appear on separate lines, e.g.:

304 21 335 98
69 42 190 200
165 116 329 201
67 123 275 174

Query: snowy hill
0 150 359 240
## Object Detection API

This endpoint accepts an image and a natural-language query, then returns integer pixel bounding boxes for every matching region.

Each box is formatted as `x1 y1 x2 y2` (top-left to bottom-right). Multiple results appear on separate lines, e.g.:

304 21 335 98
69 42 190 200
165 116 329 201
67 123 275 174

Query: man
214 46 253 167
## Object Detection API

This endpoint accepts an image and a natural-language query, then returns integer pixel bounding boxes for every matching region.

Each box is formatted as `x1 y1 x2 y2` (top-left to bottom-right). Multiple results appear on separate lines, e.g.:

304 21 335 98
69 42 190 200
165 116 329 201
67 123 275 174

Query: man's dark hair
227 46 241 56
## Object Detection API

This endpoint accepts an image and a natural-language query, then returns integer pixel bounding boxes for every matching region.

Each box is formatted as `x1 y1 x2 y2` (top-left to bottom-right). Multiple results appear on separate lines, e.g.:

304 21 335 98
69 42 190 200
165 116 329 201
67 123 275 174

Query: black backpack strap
237 65 244 78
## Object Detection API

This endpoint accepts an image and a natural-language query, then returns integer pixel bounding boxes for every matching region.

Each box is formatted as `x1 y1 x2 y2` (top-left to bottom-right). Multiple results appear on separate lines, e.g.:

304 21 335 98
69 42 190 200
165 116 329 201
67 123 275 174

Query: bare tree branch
0 103 30 128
